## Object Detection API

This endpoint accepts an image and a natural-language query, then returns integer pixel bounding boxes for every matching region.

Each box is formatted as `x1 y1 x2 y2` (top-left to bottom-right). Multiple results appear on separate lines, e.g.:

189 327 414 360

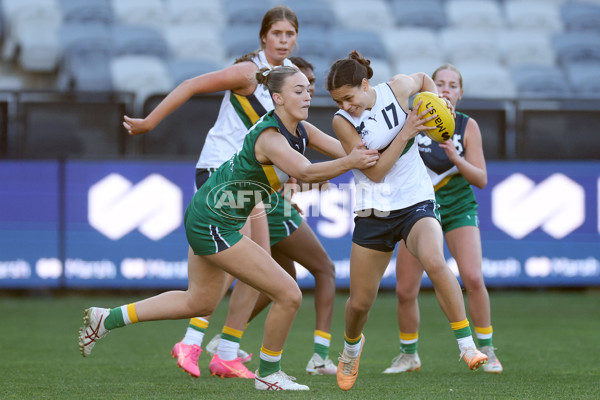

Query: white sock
217 337 240 361
344 337 362 358
182 327 205 346
457 336 477 353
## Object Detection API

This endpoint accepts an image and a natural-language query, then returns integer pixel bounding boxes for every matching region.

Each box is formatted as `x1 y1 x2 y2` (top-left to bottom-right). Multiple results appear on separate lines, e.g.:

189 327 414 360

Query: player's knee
461 270 485 292
320 258 336 280
421 256 448 279
396 285 418 304
348 296 373 315
285 285 303 310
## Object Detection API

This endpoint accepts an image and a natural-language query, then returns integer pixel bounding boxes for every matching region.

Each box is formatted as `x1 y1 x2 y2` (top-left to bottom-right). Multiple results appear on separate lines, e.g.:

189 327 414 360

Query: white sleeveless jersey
335 83 435 212
196 51 294 169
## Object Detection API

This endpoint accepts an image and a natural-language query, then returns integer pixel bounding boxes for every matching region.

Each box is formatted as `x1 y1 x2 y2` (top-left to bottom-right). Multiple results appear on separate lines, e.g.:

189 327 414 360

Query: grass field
1 289 599 399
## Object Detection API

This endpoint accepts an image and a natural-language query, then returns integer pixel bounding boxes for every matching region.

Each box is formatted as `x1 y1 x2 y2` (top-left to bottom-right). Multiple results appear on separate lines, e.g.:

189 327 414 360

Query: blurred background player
326 51 488 391
384 63 502 375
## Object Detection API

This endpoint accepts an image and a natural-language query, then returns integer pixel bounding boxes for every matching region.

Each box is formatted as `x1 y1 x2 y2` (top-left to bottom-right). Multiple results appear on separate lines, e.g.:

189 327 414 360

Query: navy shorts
352 200 440 252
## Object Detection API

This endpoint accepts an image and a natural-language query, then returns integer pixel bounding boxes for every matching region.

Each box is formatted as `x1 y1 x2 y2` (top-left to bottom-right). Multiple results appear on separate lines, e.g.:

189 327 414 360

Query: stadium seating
499 30 556 67
223 0 272 26
552 31 600 66
395 57 446 76
163 26 226 66
110 55 174 113
455 62 516 98
296 27 332 61
368 59 393 86
440 28 501 65
0 0 597 102
57 24 113 91
511 64 571 98
330 0 394 33
331 28 388 62
389 0 448 29
167 59 222 85
564 62 600 98
110 0 165 30
111 25 170 60
445 0 505 29
278 1 335 30
2 0 62 72
221 25 261 60
560 2 600 33
59 0 114 26
383 28 441 69
164 0 224 28
503 1 563 32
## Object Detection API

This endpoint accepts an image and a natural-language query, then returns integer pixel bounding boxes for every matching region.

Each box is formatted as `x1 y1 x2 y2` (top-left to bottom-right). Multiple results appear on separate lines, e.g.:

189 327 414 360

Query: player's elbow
473 175 487 189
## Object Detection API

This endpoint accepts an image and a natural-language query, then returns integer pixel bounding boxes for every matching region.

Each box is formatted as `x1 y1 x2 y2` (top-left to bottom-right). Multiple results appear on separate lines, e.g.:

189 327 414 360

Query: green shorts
267 192 303 247
438 201 479 233
184 201 244 256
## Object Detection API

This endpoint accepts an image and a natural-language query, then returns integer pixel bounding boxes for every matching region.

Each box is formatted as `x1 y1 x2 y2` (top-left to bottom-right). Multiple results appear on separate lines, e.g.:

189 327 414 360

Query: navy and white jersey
335 83 435 212
196 51 294 169
417 112 469 187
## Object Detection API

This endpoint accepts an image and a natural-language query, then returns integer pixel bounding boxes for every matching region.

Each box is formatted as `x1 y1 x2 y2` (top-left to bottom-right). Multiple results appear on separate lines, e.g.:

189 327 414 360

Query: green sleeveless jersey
186 110 302 233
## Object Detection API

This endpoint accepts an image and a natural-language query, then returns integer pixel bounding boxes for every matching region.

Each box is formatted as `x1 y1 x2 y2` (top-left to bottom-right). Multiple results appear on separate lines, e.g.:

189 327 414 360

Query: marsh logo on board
88 173 182 241
491 173 585 239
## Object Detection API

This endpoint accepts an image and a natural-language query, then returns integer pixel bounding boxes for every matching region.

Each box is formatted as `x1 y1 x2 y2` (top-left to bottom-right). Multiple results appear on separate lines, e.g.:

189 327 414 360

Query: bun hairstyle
326 50 374 91
256 65 301 96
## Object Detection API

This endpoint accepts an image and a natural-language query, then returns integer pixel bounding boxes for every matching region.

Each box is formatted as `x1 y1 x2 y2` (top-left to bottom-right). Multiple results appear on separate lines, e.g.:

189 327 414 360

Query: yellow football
412 91 455 142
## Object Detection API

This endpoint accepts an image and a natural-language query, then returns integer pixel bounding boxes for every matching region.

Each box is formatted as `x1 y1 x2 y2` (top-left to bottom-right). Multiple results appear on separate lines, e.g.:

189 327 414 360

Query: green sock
314 330 332 359
315 343 329 359
258 346 282 377
104 308 125 330
400 332 419 354
475 326 494 347
103 304 138 330
258 358 280 377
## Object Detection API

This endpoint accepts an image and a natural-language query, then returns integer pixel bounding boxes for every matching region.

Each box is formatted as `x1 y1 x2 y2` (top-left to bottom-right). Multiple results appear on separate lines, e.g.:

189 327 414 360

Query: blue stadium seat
552 32 600 65
163 26 226 66
390 0 448 29
504 1 563 32
383 28 440 67
223 0 271 26
59 0 114 26
511 64 571 98
456 62 516 99
111 55 174 113
331 0 394 33
288 1 336 30
499 30 556 67
110 0 165 30
445 0 505 29
440 28 501 65
111 25 170 60
331 28 388 62
2 0 62 72
565 62 600 98
165 0 224 28
561 2 600 33
296 27 332 62
221 25 261 59
168 59 222 85
395 57 446 76
57 23 113 91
